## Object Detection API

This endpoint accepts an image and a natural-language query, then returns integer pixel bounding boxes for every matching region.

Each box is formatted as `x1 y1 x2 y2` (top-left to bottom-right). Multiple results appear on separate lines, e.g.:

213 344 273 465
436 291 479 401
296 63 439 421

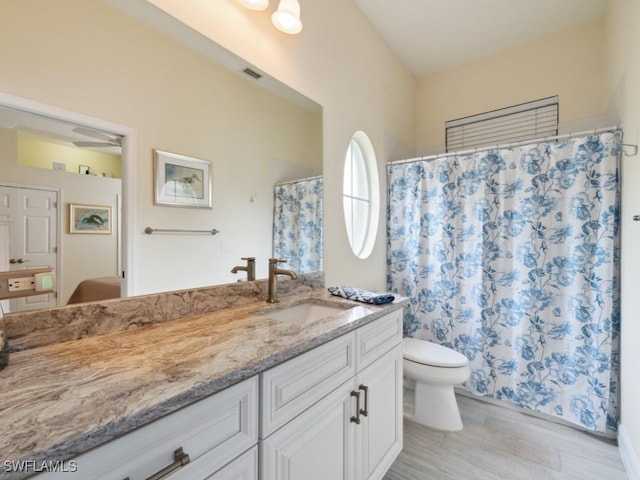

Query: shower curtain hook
623 144 639 156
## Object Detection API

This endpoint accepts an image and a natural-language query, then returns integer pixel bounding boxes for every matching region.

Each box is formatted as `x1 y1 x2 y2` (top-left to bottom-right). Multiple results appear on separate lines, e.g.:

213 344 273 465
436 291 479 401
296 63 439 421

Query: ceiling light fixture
237 0 269 11
271 0 303 35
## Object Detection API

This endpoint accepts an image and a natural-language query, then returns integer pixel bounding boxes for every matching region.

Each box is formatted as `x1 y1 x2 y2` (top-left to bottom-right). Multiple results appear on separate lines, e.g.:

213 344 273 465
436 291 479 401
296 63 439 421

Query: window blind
445 96 558 152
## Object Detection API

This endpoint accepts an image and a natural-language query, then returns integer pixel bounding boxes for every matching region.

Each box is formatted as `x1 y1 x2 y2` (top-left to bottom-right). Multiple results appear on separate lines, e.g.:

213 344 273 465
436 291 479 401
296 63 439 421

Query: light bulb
237 0 269 11
271 0 302 35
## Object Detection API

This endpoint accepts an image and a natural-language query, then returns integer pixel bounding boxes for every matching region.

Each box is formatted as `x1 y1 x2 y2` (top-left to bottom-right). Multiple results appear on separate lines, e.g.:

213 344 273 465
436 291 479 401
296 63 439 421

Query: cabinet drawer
356 310 403 371
206 446 257 480
260 332 356 438
39 376 258 480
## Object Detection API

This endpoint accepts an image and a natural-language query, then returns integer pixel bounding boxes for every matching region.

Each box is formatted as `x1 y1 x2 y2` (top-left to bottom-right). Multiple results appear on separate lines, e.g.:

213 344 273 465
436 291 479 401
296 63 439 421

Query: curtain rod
389 126 635 166
274 174 322 187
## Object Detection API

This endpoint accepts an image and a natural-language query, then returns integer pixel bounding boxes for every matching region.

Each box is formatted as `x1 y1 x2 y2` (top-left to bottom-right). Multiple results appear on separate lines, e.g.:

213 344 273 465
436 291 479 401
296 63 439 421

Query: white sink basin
266 302 350 322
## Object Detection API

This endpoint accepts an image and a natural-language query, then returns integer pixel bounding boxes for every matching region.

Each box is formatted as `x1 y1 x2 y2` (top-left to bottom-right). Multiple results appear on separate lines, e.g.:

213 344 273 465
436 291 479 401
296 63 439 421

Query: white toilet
403 337 470 431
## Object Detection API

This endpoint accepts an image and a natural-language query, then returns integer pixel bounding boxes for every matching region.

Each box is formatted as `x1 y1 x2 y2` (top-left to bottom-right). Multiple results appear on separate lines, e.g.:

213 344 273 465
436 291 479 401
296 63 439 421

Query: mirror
0 0 322 313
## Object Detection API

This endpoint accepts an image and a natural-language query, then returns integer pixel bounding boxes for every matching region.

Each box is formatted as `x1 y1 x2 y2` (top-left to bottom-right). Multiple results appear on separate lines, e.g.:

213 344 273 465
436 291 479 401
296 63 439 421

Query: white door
261 381 356 480
357 344 403 480
0 185 58 312
0 218 10 314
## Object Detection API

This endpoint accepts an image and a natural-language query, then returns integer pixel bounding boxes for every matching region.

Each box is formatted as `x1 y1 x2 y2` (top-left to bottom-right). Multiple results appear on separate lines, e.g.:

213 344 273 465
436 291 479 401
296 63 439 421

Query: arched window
342 131 379 258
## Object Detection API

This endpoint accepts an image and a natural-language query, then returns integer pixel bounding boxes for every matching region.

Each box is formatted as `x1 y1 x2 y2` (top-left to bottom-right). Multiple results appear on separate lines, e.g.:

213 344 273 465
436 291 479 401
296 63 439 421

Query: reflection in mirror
273 175 323 274
0 0 322 313
0 105 123 312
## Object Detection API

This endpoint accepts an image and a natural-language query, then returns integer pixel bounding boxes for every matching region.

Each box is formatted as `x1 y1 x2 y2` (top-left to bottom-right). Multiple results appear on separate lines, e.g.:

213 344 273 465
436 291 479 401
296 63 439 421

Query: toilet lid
403 338 469 367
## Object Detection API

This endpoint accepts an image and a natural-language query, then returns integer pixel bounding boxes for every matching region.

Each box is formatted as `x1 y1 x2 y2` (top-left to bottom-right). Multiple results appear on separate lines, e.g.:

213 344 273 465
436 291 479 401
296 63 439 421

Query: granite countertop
0 290 406 473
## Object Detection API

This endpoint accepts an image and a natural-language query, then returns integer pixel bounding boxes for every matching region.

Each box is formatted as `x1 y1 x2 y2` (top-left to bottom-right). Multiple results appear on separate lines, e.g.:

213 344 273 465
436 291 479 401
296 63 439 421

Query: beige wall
18 132 122 179
0 0 323 295
145 0 417 292
416 17 608 155
605 0 640 473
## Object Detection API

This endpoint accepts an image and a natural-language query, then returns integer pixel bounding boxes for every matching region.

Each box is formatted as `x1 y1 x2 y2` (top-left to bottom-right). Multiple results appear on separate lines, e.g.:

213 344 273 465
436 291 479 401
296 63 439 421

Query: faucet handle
269 258 287 264
241 257 255 261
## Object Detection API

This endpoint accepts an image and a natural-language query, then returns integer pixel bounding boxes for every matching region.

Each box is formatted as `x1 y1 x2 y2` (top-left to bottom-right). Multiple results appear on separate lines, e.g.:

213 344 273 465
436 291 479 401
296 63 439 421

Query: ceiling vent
242 68 262 80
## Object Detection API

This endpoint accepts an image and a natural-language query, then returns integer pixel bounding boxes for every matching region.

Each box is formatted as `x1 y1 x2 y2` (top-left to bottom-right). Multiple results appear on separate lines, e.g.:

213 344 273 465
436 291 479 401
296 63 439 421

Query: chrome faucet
267 258 298 303
231 257 256 281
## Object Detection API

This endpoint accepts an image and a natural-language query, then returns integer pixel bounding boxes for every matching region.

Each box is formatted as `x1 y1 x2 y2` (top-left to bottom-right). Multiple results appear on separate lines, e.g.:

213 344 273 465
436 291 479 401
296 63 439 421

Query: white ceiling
0 105 122 154
353 0 608 76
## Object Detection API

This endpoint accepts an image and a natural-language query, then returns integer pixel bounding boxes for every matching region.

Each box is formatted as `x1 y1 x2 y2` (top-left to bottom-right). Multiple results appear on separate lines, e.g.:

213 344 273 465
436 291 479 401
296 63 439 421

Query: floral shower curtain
387 132 621 434
273 176 323 273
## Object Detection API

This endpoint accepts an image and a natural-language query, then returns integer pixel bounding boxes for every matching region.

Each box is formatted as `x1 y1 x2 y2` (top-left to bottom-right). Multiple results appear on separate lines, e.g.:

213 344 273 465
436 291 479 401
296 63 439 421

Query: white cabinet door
357 343 403 480
260 381 357 480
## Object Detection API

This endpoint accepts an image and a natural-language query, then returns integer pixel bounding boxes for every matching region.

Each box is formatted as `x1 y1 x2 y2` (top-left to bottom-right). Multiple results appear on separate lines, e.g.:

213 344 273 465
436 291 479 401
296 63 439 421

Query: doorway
0 184 58 312
0 91 136 306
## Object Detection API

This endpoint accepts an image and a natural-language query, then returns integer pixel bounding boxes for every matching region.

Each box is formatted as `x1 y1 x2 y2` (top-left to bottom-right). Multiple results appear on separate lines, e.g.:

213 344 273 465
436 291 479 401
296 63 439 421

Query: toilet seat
403 338 468 368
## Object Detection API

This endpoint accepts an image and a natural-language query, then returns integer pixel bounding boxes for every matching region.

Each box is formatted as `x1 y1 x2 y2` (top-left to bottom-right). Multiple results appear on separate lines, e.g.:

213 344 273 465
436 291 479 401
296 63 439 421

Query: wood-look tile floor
384 391 628 480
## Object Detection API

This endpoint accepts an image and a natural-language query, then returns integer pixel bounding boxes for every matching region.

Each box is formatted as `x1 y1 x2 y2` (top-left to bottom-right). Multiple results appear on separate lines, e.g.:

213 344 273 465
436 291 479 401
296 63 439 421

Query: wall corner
619 424 640 480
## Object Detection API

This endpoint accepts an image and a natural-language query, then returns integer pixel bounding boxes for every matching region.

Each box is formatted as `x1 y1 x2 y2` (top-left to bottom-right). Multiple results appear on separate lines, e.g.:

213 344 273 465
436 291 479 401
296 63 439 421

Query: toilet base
412 381 463 431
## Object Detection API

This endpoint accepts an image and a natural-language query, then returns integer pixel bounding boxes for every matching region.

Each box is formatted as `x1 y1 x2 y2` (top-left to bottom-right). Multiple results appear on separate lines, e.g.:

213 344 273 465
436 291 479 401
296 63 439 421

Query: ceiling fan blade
72 126 121 145
73 141 116 148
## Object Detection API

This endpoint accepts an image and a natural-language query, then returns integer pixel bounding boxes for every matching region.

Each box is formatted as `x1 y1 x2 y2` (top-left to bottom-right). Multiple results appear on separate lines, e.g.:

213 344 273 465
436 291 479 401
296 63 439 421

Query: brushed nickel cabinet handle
350 391 361 424
147 447 190 480
126 447 190 480
359 384 369 417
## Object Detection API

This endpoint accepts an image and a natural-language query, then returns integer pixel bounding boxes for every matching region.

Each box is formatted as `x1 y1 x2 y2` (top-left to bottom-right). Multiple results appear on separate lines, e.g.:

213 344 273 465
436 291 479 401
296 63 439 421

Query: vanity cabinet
38 376 258 480
260 310 403 480
33 308 402 480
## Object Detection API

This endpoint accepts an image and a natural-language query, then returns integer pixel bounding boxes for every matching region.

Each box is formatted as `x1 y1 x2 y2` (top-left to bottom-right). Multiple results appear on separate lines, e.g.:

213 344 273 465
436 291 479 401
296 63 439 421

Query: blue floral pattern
273 176 323 273
387 132 621 434
328 285 395 305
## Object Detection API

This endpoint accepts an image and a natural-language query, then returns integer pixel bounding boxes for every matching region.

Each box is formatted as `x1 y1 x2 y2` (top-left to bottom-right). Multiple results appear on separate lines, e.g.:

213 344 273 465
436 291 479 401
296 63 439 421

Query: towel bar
144 227 220 235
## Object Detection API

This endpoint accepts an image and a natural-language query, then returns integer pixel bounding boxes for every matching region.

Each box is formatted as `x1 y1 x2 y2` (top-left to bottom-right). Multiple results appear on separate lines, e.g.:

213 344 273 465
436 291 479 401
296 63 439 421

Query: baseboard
453 388 617 439
619 424 640 480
